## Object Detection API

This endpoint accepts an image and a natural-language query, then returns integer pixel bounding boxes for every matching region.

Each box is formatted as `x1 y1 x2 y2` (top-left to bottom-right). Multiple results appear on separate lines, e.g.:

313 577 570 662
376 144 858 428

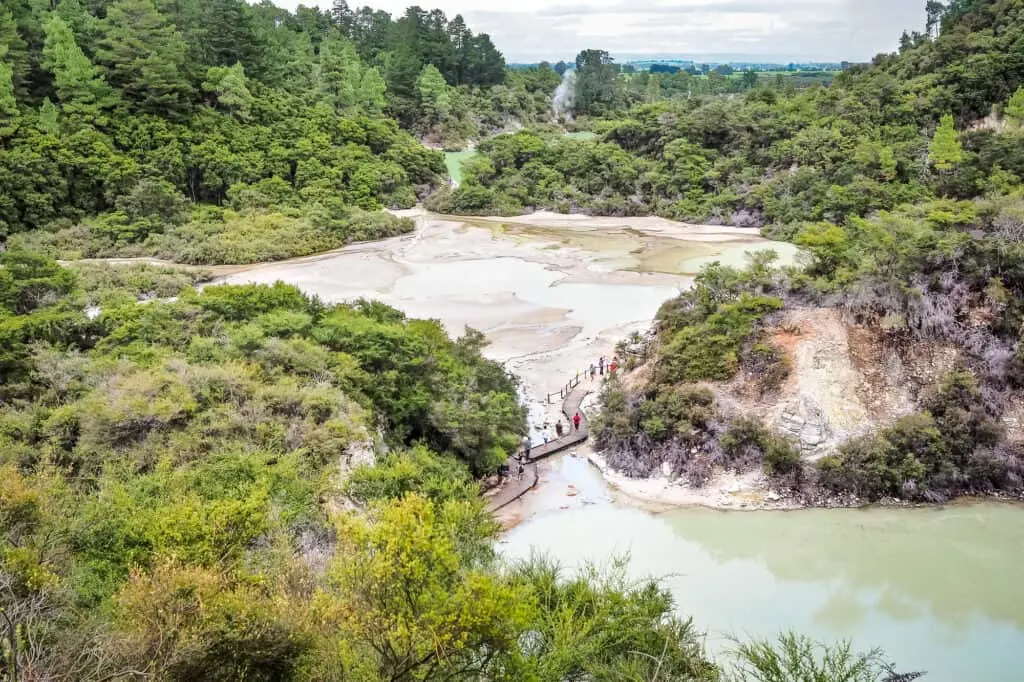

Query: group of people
519 411 582 458
589 355 619 380
507 353 618 482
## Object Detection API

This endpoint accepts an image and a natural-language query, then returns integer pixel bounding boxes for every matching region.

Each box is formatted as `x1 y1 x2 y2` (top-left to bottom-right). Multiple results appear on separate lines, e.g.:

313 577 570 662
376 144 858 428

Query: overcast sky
278 0 926 63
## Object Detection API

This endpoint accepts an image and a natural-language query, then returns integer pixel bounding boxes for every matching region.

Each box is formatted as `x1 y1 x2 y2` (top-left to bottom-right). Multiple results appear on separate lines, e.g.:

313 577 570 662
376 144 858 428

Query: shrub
657 295 784 383
345 445 476 504
721 416 800 478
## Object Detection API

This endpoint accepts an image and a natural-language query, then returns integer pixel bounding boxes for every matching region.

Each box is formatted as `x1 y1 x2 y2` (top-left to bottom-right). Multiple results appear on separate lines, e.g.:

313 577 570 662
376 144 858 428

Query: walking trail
485 383 591 512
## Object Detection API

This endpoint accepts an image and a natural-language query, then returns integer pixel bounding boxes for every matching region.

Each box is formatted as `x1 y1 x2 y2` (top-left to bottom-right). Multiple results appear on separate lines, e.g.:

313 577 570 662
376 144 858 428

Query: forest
0 0 560 264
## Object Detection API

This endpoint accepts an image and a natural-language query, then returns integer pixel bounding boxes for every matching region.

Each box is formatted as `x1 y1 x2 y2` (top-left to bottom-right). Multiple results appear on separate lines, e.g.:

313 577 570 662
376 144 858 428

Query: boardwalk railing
546 372 584 404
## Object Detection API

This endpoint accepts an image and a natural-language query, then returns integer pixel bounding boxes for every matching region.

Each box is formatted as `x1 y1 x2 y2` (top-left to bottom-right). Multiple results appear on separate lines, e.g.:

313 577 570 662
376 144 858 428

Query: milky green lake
501 456 1024 682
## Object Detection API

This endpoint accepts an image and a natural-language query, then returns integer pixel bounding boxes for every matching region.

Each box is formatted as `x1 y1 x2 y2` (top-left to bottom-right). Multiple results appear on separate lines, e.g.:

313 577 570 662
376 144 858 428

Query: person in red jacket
573 412 581 431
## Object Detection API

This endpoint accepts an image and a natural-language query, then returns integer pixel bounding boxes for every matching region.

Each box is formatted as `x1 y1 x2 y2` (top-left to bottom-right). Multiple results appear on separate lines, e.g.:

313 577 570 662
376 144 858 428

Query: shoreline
585 449 802 512
581 448 1024 514
59 207 795 281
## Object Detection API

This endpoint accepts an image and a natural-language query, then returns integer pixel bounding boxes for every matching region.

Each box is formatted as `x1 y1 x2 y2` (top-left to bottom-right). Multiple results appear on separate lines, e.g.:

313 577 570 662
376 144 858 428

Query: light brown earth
586 307 971 510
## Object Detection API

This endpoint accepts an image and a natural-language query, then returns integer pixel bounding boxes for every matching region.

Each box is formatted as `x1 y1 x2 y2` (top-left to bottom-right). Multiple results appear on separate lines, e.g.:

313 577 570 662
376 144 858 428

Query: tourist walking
521 434 531 459
609 359 617 374
589 363 596 380
599 356 605 375
555 420 564 438
573 412 581 431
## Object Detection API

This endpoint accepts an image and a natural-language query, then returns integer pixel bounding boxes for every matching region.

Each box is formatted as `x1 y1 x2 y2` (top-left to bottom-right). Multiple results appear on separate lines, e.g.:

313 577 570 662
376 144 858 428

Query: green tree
41 15 113 122
97 0 192 115
1005 85 1024 123
317 32 386 115
201 63 254 120
574 49 617 116
0 8 29 99
925 0 946 37
324 494 531 681
331 0 354 34
200 0 256 69
416 63 450 124
381 44 423 125
645 73 661 103
0 56 16 131
928 113 963 172
357 66 387 116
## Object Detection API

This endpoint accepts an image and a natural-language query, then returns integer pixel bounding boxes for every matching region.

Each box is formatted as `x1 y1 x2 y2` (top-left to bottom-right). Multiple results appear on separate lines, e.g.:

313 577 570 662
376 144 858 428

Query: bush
742 341 792 395
345 446 477 504
721 416 801 478
657 295 784 383
818 371 1007 501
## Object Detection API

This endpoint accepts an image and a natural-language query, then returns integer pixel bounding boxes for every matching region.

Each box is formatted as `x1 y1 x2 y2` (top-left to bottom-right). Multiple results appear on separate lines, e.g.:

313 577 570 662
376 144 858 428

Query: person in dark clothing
599 356 605 375
521 434 531 459
589 363 596 380
555 420 564 437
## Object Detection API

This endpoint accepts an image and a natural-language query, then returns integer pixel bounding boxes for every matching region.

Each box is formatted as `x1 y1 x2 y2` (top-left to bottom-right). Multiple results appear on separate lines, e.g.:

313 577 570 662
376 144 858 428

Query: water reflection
661 505 1024 630
501 491 1024 682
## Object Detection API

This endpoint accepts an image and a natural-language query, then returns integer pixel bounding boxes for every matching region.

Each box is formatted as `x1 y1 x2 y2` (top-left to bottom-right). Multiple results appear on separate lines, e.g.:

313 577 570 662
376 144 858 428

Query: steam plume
552 69 576 121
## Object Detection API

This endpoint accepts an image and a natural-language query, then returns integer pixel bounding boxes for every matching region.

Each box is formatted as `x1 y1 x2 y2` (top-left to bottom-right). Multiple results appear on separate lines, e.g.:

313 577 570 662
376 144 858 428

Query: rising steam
552 69 576 121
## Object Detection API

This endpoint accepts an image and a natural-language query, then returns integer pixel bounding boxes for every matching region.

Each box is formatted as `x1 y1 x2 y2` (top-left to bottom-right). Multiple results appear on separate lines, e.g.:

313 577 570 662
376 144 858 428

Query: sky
278 0 926 63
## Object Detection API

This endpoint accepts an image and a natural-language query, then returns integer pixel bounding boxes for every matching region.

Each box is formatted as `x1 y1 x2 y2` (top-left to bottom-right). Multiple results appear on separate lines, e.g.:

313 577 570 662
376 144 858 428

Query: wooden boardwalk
485 384 591 512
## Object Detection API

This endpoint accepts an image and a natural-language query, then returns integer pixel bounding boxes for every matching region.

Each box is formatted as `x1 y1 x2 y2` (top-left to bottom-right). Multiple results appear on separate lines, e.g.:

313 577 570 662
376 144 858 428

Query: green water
443 149 477 186
563 130 598 140
444 131 597 184
500 457 1024 681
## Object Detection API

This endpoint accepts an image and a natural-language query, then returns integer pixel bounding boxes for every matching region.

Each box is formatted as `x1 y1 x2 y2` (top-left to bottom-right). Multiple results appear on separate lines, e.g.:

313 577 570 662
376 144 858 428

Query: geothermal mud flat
221 208 792 442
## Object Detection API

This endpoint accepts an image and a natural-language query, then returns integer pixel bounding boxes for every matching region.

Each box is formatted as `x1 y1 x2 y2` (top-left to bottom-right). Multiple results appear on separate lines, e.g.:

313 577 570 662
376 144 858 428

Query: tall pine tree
928 113 964 172
317 32 385 116
97 0 192 115
0 8 30 100
416 63 450 125
42 15 114 123
0 58 17 134
201 0 258 70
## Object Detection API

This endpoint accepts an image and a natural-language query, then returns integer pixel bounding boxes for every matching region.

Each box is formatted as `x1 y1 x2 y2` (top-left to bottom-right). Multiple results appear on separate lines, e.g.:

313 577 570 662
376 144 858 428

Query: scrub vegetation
0 249 917 680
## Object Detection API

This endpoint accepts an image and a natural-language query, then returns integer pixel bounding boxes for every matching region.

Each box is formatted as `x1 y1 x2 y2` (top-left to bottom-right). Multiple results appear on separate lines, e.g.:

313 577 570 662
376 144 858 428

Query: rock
766 491 781 502
778 397 831 452
346 435 376 468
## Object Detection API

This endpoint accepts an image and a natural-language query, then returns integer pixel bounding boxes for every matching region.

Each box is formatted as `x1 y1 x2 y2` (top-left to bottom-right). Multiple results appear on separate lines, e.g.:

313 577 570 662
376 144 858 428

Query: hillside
0 0 560 264
437 1 1024 228
494 0 1020 506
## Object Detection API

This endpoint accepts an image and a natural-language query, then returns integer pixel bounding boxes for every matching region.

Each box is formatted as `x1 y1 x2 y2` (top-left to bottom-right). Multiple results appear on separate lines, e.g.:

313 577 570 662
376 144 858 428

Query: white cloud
273 0 925 62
